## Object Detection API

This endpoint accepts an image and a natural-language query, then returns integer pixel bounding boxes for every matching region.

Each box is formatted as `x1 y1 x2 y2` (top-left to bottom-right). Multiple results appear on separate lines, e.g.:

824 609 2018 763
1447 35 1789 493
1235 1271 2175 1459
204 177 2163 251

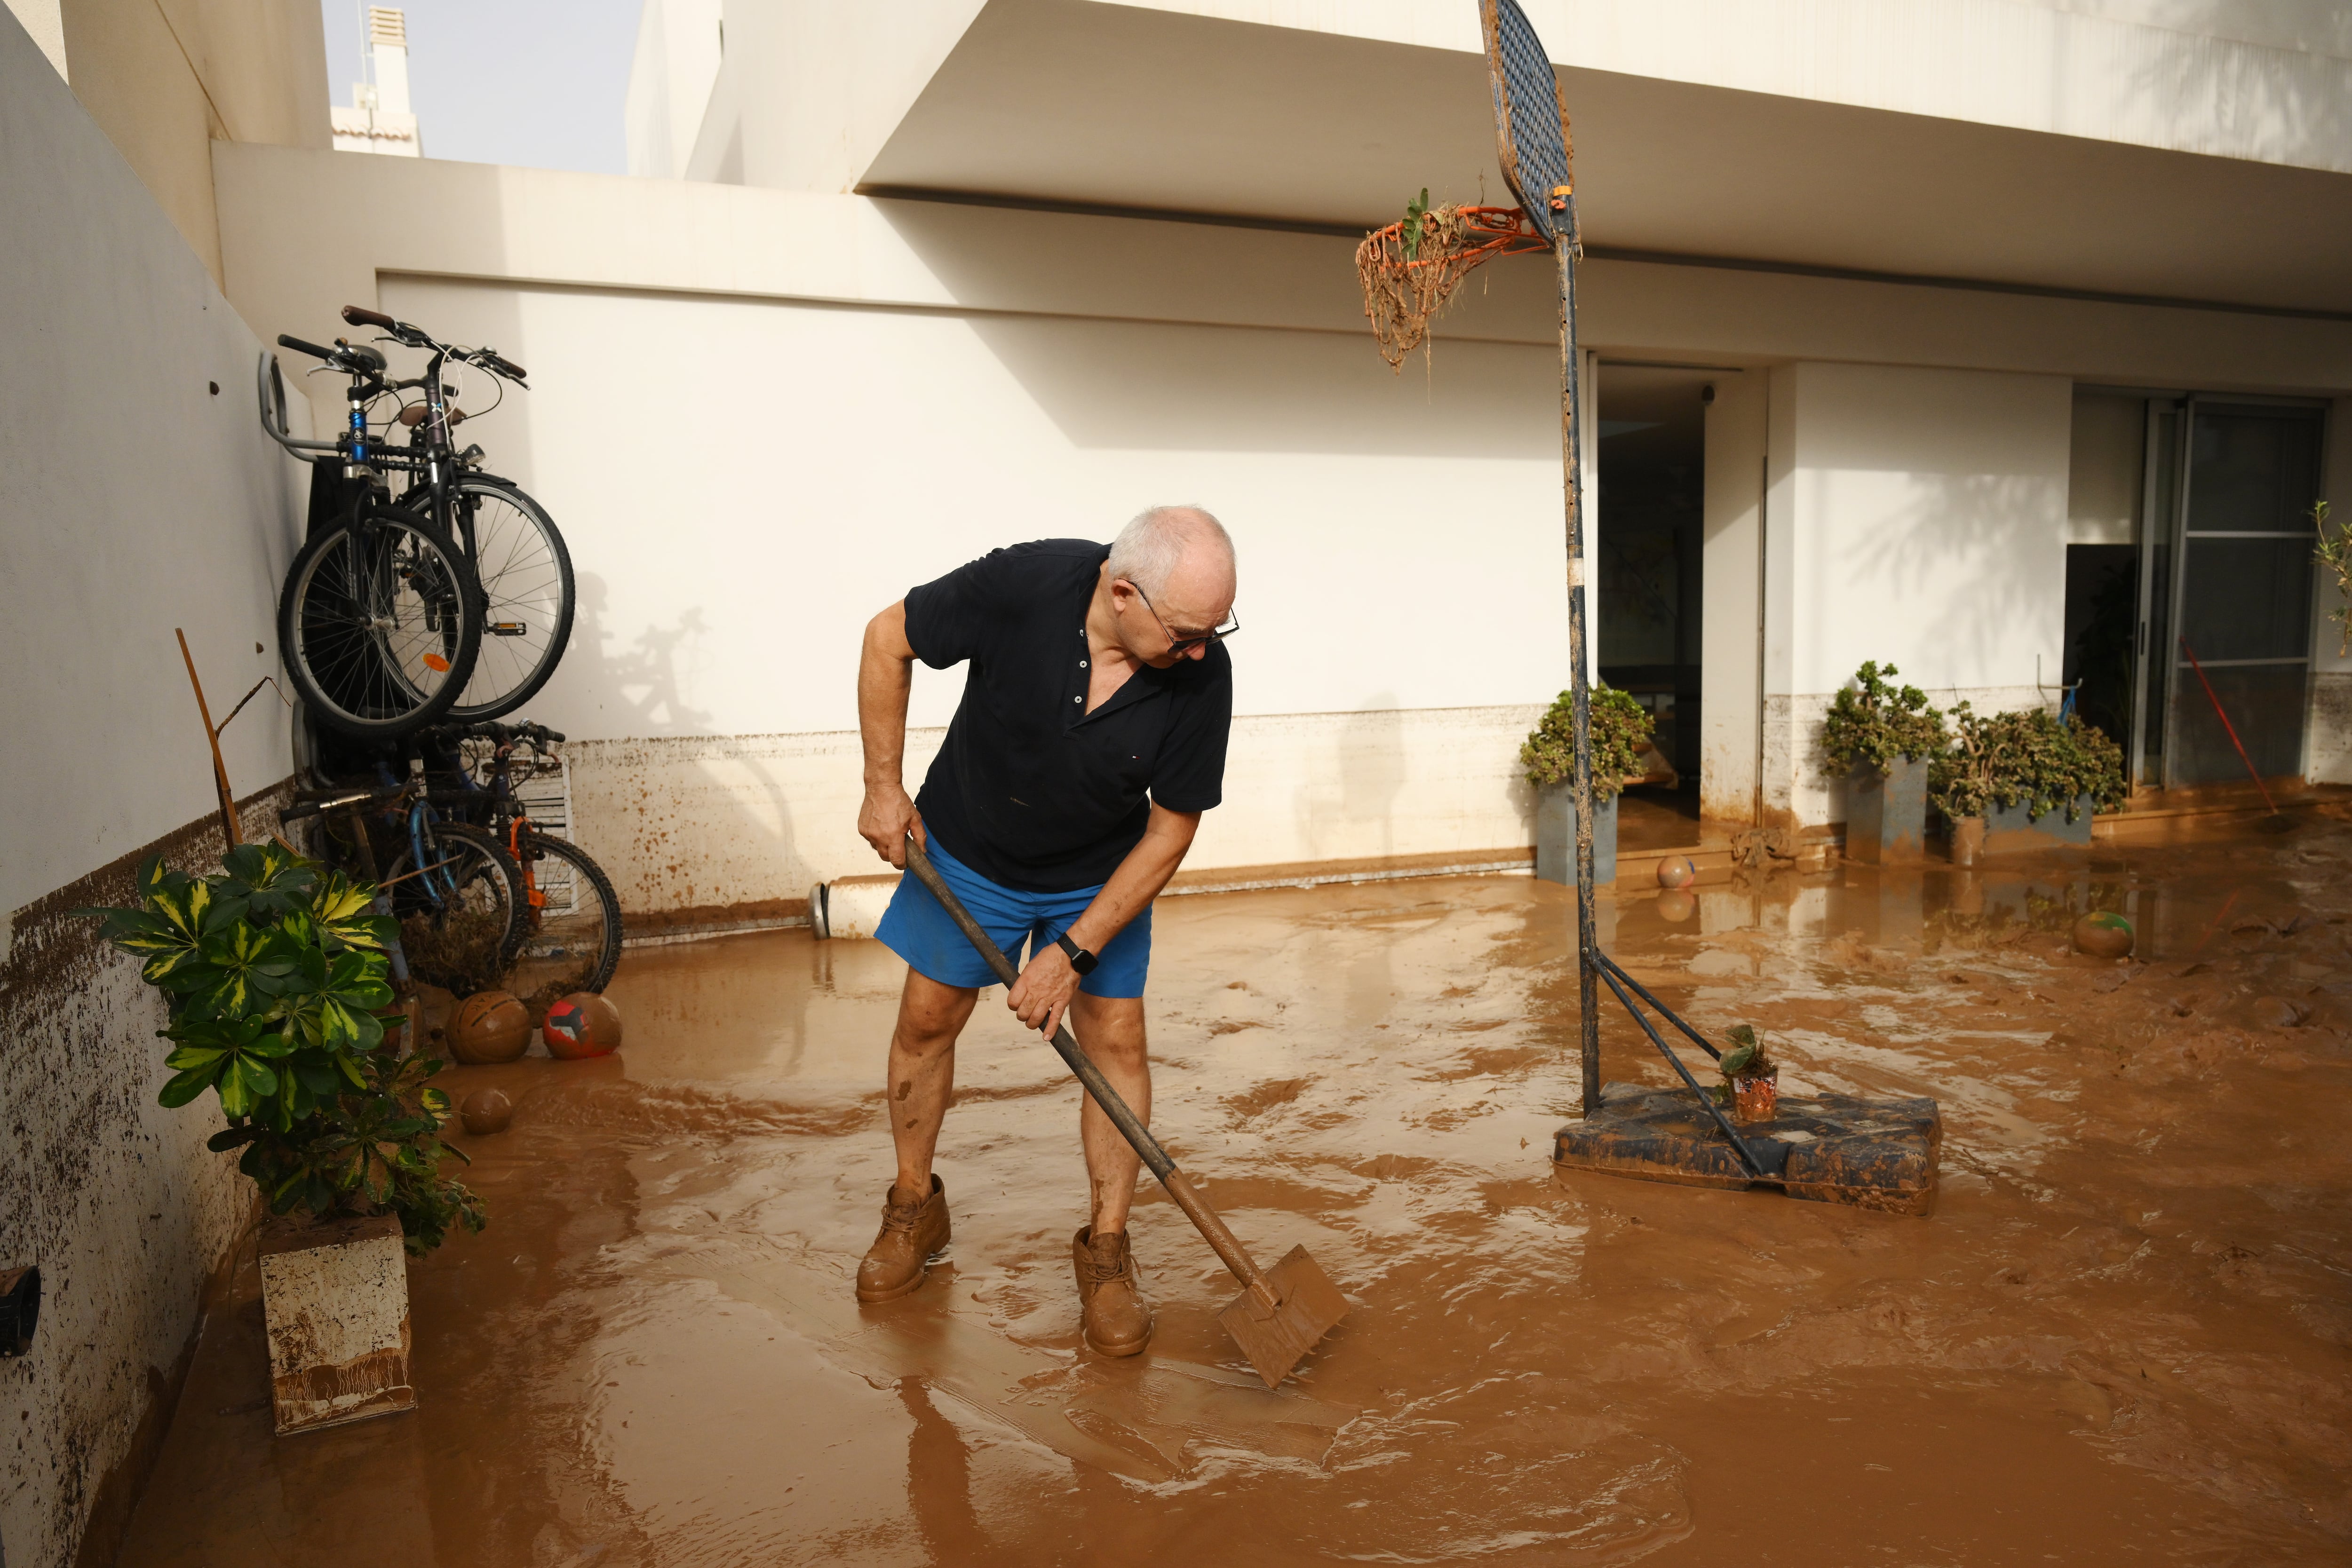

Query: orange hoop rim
1360 205 1549 270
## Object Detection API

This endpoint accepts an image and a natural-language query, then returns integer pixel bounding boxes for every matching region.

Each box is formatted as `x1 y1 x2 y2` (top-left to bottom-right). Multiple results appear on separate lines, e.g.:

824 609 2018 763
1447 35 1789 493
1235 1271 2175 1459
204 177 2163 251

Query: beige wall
52 0 326 284
1 15 309 1565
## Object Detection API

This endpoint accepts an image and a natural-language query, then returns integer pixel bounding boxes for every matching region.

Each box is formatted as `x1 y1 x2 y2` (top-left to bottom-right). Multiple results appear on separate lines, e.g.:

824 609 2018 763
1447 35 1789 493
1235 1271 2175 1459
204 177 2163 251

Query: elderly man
852 506 1239 1355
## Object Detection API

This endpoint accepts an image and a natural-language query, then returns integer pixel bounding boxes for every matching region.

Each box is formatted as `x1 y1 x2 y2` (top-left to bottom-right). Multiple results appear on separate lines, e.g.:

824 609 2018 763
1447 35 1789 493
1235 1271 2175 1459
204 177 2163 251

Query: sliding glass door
2149 401 2325 788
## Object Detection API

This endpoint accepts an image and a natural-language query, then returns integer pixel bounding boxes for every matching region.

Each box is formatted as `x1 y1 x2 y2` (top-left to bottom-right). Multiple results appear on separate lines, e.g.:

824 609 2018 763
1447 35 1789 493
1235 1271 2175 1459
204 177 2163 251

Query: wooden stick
175 629 241 848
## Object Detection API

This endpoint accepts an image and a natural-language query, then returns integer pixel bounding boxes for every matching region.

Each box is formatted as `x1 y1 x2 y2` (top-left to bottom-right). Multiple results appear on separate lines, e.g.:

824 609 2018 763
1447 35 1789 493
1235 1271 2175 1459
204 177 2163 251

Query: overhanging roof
858 0 2352 317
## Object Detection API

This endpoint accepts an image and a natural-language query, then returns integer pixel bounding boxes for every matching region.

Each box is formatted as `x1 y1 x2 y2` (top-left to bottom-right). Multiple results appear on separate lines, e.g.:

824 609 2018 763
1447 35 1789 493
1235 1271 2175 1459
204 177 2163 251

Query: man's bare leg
889 969 978 1193
1067 992 1153 1354
858 969 977 1303
1068 993 1150 1232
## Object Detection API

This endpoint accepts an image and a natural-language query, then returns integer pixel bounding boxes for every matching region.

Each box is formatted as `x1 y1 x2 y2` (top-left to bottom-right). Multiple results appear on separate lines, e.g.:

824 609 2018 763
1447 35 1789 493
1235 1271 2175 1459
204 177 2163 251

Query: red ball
543 992 622 1059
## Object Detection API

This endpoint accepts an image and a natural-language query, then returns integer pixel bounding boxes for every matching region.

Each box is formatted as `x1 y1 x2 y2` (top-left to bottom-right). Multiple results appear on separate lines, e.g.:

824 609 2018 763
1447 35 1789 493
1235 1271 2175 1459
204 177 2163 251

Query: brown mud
116 816 2352 1564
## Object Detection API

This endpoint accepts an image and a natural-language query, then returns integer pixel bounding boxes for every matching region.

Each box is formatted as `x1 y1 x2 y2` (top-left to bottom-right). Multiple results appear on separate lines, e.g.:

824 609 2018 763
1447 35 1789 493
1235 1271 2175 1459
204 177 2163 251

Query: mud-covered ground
119 816 2352 1565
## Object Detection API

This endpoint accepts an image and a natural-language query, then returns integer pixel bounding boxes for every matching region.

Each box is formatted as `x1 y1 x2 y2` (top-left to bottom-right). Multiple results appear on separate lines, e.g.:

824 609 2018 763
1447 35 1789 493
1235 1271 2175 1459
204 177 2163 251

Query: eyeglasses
1125 582 1240 654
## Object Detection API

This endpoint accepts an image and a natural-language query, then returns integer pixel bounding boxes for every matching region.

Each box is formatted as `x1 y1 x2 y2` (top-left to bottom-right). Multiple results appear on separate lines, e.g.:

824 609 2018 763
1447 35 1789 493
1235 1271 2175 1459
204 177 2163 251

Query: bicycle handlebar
342 305 398 331
277 333 337 361
477 351 528 383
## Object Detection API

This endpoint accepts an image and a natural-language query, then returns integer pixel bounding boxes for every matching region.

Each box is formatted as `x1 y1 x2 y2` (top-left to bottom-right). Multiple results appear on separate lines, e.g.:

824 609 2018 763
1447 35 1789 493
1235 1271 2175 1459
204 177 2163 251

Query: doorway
1596 365 1709 848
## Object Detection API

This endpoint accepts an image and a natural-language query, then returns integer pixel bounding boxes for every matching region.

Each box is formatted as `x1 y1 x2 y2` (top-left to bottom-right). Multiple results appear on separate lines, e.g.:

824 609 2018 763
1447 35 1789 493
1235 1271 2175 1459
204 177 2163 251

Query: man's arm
857 602 924 868
1005 803 1200 1035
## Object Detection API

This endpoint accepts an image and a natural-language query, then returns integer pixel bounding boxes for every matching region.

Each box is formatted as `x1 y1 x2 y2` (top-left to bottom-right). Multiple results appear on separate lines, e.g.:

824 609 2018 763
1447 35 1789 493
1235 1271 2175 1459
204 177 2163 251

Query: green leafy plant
1711 1024 1776 1104
1521 685 1653 801
79 845 485 1255
1929 703 2124 824
1821 661 1948 775
1400 187 1432 261
2317 501 2351 656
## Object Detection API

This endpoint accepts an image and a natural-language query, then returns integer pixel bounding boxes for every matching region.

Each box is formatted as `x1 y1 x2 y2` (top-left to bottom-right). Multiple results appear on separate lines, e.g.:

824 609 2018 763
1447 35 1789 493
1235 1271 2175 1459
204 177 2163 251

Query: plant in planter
79 843 485 1432
1522 684 1652 886
2317 501 2351 656
1715 1024 1779 1122
1821 662 1947 864
1931 704 2125 862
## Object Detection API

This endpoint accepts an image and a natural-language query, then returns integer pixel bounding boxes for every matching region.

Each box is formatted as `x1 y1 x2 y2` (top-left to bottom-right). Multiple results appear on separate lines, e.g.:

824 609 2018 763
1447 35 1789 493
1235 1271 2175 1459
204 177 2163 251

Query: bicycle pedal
488 621 529 636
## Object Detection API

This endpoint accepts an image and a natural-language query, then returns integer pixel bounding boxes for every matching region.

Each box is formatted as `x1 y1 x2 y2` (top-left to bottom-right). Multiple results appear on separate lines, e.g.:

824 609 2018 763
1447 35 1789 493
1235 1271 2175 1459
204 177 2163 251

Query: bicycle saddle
396 404 466 427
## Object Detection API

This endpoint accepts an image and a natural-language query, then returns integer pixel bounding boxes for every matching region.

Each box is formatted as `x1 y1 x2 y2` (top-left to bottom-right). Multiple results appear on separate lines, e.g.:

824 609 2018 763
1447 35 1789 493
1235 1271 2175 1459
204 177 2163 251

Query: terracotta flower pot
1949 816 1985 868
1732 1069 1779 1123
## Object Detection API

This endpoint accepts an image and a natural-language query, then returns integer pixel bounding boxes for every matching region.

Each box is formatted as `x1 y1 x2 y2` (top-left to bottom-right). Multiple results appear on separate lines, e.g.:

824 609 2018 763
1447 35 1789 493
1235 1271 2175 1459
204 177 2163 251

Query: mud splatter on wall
0 799 282 1568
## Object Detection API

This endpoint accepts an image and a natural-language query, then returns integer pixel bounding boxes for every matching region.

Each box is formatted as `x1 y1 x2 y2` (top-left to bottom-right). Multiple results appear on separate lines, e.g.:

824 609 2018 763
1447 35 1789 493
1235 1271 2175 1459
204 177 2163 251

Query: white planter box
257 1212 414 1435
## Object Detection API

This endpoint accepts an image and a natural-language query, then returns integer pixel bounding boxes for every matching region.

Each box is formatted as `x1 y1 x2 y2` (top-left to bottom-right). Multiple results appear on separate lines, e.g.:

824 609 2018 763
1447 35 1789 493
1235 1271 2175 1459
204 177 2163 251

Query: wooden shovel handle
901 835 1282 1310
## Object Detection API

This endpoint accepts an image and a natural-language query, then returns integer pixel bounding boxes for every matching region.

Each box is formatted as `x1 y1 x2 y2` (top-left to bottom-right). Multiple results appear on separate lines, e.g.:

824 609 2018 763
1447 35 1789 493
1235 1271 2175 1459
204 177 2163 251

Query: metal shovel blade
1217 1244 1351 1389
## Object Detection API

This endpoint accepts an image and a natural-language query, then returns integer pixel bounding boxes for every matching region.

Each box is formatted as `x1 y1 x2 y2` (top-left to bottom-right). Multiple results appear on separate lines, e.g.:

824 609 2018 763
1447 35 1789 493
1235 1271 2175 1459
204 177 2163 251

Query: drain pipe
808 874 898 940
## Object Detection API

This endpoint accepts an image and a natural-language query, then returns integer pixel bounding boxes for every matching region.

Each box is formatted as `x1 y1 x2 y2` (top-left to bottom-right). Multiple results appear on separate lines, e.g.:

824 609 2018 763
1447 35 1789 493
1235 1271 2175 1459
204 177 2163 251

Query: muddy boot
1072 1225 1153 1357
856 1174 950 1303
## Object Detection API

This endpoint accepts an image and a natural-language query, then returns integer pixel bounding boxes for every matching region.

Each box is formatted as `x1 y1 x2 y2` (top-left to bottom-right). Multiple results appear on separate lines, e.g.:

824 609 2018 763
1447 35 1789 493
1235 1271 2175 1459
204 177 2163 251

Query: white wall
210 147 2352 876
1762 362 2074 825
0 12 305 1564
1700 370 1767 824
625 0 724 180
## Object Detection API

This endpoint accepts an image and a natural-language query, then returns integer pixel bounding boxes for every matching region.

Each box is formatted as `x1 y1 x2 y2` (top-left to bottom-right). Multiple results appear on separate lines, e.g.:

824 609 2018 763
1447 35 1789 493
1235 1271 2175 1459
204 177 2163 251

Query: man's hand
1007 943 1081 1038
858 786 924 867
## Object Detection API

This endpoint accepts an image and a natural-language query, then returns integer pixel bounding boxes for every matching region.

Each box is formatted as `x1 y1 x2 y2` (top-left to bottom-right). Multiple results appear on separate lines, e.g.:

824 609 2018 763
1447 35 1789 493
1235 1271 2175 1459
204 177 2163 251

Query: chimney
331 7 423 157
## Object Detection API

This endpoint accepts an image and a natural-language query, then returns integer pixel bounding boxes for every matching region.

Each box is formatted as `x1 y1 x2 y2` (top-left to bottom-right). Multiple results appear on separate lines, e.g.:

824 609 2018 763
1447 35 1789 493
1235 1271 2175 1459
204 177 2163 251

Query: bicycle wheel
279 504 482 737
390 821 525 997
507 831 624 998
443 477 575 721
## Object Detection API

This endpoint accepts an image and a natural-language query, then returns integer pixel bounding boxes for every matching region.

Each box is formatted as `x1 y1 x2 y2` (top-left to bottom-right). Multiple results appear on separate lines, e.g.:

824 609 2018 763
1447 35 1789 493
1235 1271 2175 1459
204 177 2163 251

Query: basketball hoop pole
1553 232 1600 1116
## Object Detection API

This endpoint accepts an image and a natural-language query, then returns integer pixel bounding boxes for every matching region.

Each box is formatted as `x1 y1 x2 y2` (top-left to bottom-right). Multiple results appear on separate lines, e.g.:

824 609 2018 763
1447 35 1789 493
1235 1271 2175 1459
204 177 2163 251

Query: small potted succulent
79 845 484 1434
1716 1024 1779 1123
1522 684 1651 886
1821 662 1947 865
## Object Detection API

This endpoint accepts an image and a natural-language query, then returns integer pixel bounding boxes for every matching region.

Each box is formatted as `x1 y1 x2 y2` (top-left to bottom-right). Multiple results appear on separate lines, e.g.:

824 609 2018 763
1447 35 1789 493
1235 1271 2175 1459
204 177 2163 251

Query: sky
320 1 642 175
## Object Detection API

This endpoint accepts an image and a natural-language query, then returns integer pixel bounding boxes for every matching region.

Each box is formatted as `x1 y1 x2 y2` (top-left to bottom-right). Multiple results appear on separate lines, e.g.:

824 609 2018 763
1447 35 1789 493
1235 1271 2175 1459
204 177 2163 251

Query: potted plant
1931 704 2124 861
1821 662 1947 865
1522 684 1651 886
79 844 484 1435
1716 1024 1779 1123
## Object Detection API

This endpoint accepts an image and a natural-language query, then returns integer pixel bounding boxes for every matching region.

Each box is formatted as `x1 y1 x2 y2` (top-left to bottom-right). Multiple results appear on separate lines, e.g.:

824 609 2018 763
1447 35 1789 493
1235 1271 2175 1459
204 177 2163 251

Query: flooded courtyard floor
117 817 2352 1565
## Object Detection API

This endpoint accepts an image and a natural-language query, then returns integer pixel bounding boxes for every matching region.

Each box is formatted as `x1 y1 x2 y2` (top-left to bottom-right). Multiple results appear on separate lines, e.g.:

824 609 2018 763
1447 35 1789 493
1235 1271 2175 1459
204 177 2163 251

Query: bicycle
279 776 524 998
263 307 574 732
262 334 479 737
426 719 624 998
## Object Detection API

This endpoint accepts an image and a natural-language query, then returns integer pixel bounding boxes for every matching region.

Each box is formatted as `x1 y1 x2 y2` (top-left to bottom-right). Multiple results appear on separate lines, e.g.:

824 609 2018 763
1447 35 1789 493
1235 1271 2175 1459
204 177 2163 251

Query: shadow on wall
960 315 1561 459
571 572 716 734
874 197 1561 459
1840 470 2064 688
559 573 810 921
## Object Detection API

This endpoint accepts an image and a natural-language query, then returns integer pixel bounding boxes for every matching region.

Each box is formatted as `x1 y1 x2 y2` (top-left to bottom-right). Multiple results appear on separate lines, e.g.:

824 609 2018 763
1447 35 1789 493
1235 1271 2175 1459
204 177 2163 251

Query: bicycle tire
278 503 483 738
507 831 624 997
440 476 575 722
389 820 526 996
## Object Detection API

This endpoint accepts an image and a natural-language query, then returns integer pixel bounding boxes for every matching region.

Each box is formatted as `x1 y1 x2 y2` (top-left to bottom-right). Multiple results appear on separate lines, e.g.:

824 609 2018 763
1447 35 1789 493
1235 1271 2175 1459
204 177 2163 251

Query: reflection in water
113 813 2352 1565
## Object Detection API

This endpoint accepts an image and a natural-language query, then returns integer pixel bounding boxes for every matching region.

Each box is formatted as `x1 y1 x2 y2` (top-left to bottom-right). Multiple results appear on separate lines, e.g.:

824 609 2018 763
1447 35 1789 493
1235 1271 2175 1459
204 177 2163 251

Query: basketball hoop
1355 202 1545 371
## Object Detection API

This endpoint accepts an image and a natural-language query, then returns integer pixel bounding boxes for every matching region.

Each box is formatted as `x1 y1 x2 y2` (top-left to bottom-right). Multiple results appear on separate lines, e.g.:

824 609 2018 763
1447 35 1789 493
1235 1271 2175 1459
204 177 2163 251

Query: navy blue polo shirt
904 539 1233 893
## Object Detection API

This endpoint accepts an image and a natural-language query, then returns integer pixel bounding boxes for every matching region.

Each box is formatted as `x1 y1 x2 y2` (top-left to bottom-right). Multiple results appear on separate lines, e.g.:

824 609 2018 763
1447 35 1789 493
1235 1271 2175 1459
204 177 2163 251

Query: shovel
902 833 1349 1387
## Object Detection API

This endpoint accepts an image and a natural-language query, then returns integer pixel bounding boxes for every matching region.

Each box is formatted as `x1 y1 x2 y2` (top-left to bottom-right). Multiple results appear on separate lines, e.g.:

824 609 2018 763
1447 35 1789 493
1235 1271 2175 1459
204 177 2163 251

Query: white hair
1105 505 1235 598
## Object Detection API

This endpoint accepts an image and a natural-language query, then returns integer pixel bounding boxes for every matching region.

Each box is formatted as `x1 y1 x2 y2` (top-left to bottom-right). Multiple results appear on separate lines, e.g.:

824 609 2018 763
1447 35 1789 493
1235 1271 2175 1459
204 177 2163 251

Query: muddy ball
460 1088 513 1136
1655 888 1697 923
543 992 623 1060
1657 855 1697 890
2072 911 2134 960
448 990 531 1065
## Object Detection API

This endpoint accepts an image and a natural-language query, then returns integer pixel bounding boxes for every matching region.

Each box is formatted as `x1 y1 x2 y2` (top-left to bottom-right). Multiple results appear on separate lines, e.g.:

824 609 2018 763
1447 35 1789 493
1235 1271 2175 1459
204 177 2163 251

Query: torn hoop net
1354 204 1545 372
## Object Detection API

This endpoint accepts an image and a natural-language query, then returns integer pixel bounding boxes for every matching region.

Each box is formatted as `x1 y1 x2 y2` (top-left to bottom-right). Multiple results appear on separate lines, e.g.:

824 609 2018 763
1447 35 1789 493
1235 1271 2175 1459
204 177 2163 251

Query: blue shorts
874 837 1152 998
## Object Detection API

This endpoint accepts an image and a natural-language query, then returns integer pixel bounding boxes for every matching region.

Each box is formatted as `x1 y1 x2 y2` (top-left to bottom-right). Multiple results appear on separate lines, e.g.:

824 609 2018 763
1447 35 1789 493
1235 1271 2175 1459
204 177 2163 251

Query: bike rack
255 350 340 463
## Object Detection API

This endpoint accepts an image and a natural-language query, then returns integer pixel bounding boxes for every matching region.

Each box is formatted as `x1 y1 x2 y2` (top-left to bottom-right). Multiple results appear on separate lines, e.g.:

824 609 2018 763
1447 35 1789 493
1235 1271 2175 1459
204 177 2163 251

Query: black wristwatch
1055 932 1099 975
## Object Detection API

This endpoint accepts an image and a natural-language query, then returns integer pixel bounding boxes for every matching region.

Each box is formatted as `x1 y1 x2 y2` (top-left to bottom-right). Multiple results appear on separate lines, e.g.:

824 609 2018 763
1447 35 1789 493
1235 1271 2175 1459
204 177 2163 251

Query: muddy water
118 818 2352 1565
